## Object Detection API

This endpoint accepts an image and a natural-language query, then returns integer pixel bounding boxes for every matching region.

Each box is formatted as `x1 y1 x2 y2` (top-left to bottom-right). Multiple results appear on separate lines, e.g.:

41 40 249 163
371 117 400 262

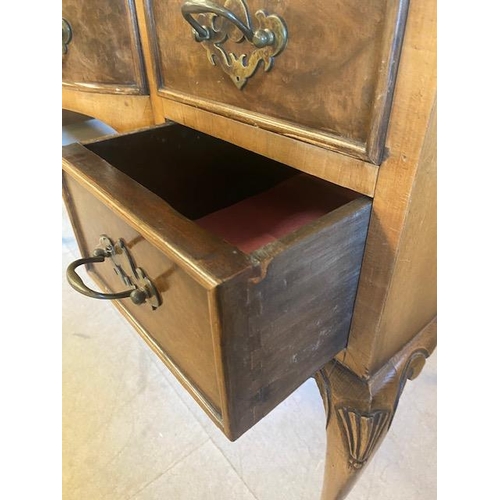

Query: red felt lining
195 174 348 253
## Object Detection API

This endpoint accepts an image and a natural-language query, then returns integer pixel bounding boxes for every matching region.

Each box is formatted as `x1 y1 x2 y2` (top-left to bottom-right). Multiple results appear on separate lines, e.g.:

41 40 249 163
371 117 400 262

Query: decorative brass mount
66 235 161 310
181 0 288 89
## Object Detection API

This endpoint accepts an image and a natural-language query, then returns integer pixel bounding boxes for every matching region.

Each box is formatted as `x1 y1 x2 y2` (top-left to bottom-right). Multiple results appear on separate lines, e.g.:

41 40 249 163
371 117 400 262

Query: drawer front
62 0 147 94
62 124 371 440
63 173 223 420
146 0 409 163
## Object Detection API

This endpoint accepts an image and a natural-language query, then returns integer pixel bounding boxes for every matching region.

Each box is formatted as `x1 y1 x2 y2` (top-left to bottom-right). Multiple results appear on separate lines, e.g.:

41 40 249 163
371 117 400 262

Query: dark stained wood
219 196 371 439
156 99 379 196
62 0 148 94
85 124 298 219
62 141 254 287
145 0 409 163
62 110 90 125
62 123 372 439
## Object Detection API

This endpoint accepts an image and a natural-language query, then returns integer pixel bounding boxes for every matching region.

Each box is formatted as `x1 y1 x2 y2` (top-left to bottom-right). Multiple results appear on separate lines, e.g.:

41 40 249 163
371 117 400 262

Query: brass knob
62 18 72 55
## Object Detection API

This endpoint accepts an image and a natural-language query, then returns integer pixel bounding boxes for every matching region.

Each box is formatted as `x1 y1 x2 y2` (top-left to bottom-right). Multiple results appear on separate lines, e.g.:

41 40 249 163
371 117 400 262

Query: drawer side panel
219 198 372 439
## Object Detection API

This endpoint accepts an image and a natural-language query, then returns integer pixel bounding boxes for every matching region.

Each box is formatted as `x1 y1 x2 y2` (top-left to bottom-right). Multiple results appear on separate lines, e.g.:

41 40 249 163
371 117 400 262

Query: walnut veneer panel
62 0 147 94
146 0 409 163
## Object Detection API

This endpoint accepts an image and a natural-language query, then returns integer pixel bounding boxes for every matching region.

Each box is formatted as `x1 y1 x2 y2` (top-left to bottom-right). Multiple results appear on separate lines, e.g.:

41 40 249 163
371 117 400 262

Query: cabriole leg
314 321 436 500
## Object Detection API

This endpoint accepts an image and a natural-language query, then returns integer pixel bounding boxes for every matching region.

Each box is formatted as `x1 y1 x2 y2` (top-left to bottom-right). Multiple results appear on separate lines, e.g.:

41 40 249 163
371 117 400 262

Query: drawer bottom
196 174 354 253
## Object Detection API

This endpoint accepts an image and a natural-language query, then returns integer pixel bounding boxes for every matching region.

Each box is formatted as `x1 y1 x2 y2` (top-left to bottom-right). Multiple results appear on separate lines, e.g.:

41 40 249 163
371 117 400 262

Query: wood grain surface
62 88 154 132
61 0 437 495
62 0 148 94
63 172 224 414
338 0 437 377
220 197 372 438
145 0 409 163
158 100 379 196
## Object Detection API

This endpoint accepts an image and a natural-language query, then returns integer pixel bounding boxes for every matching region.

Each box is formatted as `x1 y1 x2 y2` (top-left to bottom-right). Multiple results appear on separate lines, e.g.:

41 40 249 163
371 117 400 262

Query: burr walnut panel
145 0 409 163
62 0 147 94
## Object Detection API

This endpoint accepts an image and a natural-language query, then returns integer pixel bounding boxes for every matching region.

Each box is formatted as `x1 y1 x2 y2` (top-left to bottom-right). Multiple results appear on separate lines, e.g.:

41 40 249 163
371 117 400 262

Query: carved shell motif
336 407 391 470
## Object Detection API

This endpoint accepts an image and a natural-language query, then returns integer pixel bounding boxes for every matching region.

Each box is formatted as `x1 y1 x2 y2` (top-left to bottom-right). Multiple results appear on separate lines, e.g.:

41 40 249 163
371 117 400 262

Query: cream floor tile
62 250 210 500
150 354 326 500
62 118 115 146
63 379 210 500
149 348 437 500
129 440 257 500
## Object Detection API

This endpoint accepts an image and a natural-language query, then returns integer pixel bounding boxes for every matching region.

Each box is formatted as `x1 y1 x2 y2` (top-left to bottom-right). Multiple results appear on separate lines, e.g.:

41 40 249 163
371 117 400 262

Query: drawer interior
86 124 359 254
65 122 372 440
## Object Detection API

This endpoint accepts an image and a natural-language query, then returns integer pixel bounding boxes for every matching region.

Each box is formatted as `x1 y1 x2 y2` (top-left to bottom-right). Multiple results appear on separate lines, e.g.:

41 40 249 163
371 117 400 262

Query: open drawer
62 123 371 440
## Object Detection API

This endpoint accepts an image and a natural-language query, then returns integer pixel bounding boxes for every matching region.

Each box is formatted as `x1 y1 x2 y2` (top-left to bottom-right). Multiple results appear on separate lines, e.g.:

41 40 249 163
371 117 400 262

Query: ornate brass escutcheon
66 235 161 310
181 0 288 89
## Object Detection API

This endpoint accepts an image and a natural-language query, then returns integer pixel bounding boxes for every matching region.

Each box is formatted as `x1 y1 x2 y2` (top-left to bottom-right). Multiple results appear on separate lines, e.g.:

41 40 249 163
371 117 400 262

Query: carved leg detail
314 321 437 500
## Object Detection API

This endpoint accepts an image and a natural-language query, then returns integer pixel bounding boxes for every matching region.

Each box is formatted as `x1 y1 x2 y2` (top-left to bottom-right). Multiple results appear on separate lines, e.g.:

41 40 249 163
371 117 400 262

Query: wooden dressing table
62 0 436 498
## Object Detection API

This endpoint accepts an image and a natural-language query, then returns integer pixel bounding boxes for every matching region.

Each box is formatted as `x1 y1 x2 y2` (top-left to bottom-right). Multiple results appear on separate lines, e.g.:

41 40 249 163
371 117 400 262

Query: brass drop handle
181 0 274 48
62 18 72 55
66 235 162 309
180 0 288 89
67 255 148 305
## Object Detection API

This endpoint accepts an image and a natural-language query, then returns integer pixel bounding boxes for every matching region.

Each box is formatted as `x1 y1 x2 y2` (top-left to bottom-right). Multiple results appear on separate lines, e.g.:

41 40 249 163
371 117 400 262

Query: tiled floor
62 120 437 500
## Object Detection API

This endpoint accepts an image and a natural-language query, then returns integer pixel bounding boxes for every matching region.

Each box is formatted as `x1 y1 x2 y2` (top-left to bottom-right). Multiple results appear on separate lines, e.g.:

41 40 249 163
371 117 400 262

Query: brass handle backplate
181 0 287 89
62 18 72 55
66 235 161 310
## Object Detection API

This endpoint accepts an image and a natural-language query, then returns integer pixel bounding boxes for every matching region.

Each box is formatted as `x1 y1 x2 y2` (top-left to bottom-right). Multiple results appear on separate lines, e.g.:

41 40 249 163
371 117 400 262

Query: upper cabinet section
145 0 409 164
62 0 148 95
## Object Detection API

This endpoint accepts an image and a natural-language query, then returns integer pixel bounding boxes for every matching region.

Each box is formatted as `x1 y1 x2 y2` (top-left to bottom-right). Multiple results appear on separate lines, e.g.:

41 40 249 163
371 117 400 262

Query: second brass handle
181 0 274 48
66 255 147 305
180 0 288 89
